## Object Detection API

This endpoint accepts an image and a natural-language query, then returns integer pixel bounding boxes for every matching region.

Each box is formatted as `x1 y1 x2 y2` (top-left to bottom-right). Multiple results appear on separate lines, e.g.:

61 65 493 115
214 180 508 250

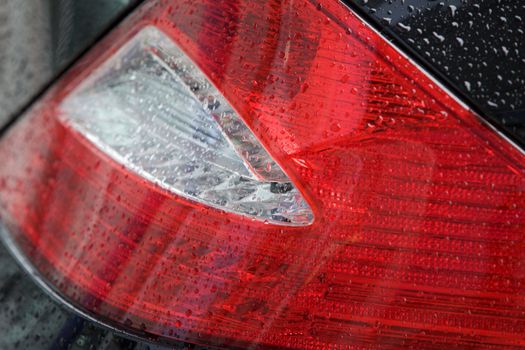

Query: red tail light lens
1 0 525 348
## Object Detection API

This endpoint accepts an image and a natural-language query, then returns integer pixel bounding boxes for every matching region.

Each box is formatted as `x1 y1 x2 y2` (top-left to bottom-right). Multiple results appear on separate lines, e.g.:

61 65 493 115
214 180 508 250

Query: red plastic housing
0 0 525 348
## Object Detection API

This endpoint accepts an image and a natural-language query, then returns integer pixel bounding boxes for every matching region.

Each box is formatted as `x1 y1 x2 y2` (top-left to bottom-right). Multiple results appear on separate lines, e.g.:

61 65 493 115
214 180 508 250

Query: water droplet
330 122 341 132
397 22 411 32
301 83 310 93
432 32 445 42
449 5 457 17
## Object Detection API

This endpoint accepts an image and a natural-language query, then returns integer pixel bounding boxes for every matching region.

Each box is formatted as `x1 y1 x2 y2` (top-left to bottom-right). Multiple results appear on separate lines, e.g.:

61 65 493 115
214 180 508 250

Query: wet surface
0 0 139 129
0 239 213 349
1 0 525 349
1 0 525 348
347 0 525 146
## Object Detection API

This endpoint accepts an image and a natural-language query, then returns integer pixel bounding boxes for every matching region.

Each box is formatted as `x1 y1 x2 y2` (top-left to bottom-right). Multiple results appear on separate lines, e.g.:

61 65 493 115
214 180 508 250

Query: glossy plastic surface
0 0 525 349
0 235 212 350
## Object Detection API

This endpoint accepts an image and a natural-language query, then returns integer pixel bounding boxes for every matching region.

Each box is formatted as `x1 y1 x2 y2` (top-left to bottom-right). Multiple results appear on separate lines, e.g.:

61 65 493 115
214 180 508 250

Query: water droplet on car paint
432 32 445 42
397 22 411 32
449 5 457 17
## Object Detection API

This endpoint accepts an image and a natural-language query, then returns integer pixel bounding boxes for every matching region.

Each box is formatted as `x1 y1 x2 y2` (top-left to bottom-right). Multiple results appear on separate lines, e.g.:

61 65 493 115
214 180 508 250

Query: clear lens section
59 26 313 225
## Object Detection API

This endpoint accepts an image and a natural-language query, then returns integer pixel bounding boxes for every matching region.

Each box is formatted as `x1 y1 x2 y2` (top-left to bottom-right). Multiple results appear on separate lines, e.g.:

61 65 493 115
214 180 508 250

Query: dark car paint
345 0 525 147
0 0 524 349
0 0 141 131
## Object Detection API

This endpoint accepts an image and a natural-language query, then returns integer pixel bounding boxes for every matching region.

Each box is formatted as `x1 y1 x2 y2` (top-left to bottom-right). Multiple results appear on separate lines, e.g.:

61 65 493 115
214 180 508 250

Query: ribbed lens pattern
0 0 524 349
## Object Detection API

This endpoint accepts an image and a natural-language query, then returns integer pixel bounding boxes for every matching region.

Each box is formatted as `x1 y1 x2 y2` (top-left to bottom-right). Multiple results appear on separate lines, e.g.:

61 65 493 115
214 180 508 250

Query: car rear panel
0 0 524 349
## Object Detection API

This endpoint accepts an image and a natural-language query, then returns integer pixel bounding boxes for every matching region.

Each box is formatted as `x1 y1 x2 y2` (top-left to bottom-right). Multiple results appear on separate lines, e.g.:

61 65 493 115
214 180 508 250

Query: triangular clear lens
60 26 313 226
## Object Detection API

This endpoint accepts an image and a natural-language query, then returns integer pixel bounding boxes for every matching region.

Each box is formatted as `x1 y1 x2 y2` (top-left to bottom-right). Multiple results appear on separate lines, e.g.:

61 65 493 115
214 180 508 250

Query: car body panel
0 0 524 349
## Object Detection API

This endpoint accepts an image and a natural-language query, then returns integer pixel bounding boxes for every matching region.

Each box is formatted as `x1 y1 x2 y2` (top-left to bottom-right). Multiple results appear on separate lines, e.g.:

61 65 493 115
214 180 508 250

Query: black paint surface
346 0 525 147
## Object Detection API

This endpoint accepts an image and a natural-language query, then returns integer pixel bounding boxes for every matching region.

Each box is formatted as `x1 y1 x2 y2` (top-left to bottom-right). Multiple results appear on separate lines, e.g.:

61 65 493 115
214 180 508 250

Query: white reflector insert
60 26 313 226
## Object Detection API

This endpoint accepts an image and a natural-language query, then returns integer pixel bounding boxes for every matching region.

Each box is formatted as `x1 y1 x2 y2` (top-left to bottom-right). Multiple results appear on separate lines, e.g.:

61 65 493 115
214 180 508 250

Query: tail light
0 0 524 348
